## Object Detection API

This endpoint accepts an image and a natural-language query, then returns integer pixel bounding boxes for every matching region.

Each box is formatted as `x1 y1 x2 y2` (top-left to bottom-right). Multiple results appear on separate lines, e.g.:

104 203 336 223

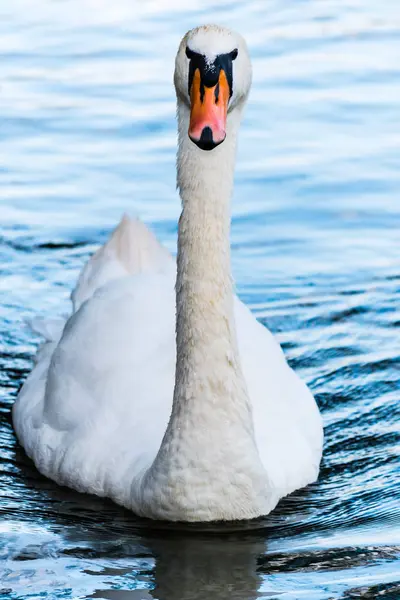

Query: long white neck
139 100 267 522
175 102 243 400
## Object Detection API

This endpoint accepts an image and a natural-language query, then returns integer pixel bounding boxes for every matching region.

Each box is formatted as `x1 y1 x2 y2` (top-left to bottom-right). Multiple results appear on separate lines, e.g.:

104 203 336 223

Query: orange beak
188 68 230 151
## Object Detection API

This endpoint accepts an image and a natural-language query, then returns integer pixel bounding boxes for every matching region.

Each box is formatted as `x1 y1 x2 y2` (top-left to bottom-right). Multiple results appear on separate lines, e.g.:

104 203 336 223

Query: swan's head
174 25 252 151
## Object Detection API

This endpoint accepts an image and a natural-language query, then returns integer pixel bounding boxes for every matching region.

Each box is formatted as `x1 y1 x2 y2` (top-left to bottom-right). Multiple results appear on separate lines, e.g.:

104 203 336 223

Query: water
1 0 399 598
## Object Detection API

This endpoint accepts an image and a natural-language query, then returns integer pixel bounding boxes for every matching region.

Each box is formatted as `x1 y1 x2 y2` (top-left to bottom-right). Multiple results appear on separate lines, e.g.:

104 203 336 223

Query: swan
13 25 323 522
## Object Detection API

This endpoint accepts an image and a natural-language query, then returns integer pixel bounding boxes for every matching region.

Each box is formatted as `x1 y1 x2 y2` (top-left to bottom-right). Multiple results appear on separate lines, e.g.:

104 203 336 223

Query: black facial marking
185 47 196 60
214 82 220 104
200 80 205 103
186 47 238 99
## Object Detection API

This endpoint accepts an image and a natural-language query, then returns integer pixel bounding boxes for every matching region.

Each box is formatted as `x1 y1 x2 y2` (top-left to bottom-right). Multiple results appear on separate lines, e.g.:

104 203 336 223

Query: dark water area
1 1 400 598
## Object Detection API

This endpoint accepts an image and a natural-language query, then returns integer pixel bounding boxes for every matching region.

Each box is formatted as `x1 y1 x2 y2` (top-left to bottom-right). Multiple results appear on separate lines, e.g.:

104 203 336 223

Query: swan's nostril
190 126 225 151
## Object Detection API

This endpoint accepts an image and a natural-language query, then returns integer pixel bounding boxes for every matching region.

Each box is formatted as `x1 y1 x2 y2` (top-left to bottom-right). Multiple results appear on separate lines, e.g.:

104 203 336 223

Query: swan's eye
186 47 196 59
230 49 238 60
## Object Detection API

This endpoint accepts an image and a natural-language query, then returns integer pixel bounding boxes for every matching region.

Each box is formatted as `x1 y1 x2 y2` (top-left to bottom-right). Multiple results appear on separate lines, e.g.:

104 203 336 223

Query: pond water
1 1 399 598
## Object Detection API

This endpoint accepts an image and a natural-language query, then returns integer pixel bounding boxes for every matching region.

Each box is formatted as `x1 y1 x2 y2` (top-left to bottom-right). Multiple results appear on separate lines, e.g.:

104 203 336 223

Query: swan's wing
72 215 173 311
235 298 323 496
13 269 177 506
13 217 176 507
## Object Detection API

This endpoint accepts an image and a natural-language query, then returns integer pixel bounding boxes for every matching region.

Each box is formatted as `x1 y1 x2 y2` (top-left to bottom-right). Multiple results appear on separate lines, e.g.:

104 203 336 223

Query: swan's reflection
151 533 265 600
12 445 271 600
86 530 266 600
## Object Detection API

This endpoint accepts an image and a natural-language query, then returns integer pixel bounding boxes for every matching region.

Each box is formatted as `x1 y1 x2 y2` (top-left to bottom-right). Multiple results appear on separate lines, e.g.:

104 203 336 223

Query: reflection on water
1 0 400 598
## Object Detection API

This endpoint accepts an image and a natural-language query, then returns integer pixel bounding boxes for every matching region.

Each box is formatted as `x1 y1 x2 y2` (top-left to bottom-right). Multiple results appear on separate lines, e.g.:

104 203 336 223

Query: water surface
1 1 400 598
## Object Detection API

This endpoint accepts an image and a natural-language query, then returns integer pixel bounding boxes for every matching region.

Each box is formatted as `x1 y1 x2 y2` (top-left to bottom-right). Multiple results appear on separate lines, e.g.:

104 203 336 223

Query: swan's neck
172 101 255 427
175 103 240 391
137 102 266 521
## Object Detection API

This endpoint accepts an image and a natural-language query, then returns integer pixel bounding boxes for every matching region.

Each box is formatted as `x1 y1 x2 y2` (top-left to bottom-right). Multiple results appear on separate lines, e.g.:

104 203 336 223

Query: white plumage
13 25 323 522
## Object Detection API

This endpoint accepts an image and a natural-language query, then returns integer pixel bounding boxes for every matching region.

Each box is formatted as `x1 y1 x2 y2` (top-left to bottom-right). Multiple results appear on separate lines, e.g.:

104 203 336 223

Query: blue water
1 1 400 598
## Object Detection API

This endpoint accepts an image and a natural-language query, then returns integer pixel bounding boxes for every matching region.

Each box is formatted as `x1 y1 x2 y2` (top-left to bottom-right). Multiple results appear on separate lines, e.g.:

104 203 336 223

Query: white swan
13 25 323 522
